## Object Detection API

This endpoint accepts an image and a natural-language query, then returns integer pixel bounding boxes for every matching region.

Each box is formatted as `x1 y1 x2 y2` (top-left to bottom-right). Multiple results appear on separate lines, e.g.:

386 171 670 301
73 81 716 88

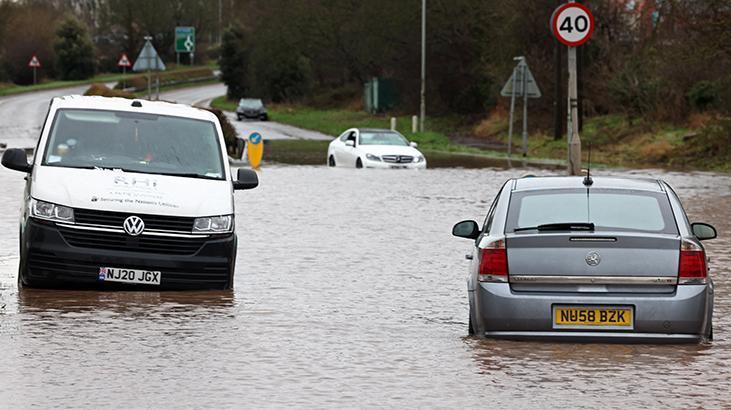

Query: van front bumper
21 219 237 290
473 282 713 342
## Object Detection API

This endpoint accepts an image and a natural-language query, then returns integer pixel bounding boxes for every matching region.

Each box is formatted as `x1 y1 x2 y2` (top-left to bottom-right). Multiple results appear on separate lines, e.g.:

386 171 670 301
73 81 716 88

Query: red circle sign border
551 2 595 47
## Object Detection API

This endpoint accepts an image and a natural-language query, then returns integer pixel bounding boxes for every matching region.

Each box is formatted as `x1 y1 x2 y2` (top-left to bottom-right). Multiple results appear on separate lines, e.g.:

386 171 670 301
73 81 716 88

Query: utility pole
218 0 223 45
419 0 426 133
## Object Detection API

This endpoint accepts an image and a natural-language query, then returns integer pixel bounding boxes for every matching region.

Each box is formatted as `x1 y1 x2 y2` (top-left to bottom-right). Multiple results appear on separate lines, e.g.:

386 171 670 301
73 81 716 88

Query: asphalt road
0 82 331 150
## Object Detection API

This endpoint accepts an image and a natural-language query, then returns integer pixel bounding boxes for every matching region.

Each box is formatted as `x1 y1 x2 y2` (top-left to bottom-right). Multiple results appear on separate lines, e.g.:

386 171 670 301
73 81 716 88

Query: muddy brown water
0 165 729 408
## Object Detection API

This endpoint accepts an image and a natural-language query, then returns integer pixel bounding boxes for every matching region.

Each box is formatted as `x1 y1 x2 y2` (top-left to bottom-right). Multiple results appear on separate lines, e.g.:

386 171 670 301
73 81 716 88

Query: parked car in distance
1 95 259 290
236 98 268 121
327 128 426 169
452 176 716 343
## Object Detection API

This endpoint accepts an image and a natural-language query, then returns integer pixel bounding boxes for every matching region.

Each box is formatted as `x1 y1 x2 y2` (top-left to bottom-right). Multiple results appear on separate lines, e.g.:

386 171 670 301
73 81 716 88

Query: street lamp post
419 0 426 133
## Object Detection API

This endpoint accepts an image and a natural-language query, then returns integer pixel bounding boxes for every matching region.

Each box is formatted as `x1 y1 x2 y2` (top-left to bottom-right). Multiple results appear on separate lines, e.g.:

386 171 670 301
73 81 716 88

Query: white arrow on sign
28 55 41 68
500 60 541 98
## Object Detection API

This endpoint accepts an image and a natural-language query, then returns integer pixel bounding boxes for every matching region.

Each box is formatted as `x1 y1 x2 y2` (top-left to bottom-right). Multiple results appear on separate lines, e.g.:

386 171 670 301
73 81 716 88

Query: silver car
453 176 717 343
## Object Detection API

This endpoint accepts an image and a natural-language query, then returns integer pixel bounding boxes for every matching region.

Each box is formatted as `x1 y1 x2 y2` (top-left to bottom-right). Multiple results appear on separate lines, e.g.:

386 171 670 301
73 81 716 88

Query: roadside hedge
114 67 216 91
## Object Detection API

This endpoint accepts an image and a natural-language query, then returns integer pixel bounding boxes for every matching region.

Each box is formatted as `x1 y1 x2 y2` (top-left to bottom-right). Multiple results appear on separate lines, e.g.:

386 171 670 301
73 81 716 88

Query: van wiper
514 222 595 232
143 171 222 180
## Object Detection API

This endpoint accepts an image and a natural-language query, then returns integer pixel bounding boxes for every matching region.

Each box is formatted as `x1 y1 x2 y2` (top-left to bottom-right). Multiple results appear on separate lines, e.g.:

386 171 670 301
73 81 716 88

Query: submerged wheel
328 155 336 167
356 158 363 169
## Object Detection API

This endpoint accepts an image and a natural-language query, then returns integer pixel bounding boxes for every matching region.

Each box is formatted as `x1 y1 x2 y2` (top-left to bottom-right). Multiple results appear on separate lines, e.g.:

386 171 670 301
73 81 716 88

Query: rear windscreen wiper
514 222 595 232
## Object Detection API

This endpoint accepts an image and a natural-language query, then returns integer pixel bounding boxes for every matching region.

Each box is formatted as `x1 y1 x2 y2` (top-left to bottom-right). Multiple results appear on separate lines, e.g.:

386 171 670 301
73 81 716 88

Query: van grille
74 208 194 232
58 226 206 255
26 250 231 288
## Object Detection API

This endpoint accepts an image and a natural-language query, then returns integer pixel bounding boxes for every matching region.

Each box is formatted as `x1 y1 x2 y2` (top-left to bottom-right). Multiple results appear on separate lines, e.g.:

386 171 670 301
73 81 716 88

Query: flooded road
1 165 730 408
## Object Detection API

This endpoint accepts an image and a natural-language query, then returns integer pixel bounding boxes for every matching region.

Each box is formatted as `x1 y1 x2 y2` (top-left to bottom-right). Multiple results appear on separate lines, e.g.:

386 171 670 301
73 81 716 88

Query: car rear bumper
21 219 237 290
474 281 713 341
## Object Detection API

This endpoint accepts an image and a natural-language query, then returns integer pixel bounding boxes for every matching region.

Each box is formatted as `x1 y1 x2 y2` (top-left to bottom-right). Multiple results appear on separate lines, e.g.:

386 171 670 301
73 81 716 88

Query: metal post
567 46 581 175
155 75 160 100
32 67 37 85
390 117 397 131
412 115 418 133
419 0 426 133
147 70 151 100
507 62 519 158
553 31 563 140
522 62 529 157
218 0 223 45
122 66 126 89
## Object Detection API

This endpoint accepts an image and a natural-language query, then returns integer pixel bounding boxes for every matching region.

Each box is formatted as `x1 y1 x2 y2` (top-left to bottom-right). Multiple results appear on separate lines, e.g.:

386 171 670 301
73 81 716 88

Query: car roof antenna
583 141 593 186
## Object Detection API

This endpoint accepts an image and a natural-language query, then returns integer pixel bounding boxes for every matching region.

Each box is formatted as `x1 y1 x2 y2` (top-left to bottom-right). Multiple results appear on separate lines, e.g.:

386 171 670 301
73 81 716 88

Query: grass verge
0 64 218 97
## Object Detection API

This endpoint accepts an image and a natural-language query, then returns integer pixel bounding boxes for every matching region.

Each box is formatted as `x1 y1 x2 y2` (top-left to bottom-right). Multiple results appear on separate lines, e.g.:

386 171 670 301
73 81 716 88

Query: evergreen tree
54 17 95 80
219 24 249 99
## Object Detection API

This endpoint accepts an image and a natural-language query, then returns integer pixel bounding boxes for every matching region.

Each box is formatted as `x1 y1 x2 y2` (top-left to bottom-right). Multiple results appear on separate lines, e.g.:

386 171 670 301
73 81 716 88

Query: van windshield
42 109 226 180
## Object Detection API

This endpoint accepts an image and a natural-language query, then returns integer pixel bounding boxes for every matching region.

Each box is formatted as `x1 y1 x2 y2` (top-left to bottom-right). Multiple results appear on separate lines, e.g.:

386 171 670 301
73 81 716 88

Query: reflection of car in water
235 98 268 121
452 176 717 342
1 95 259 290
327 128 426 169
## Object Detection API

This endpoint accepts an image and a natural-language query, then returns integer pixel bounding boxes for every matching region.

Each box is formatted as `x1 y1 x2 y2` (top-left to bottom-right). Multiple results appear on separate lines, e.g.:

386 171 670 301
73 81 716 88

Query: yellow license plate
553 306 633 329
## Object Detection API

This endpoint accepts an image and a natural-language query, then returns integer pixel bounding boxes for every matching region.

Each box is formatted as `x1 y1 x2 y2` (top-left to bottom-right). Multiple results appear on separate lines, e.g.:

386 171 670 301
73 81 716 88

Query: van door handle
465 254 473 260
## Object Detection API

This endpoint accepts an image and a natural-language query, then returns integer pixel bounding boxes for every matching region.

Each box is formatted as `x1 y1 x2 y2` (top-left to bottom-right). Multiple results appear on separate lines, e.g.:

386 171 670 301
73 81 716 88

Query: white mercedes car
327 128 426 169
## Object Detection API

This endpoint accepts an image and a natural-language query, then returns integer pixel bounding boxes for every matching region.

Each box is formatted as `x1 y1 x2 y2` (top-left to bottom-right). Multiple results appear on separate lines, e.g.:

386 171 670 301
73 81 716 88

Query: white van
1 96 258 290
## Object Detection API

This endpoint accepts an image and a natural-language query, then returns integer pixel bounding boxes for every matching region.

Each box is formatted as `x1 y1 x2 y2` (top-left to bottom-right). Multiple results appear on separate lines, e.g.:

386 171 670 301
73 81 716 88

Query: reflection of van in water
1 96 259 290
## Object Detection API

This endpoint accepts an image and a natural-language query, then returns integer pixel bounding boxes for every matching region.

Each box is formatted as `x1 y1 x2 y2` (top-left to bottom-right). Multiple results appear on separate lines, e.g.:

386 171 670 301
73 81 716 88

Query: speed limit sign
551 3 595 47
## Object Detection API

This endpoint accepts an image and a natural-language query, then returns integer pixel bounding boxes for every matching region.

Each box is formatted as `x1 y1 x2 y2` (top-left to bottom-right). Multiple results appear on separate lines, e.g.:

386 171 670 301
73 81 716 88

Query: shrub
84 83 134 99
54 17 95 80
204 107 238 155
687 81 719 111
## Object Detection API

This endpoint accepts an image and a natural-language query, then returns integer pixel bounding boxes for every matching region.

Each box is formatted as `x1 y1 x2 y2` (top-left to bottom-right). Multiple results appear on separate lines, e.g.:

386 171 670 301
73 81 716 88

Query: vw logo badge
585 251 601 266
123 216 145 236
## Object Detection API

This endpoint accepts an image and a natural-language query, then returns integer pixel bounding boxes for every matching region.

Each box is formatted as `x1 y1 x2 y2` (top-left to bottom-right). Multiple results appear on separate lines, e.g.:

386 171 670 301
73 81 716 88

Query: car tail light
478 239 508 282
679 240 707 284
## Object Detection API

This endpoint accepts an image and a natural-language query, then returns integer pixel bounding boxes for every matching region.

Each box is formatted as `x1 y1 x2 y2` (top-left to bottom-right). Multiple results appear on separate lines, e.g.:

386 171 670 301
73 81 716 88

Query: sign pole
507 63 518 158
33 67 37 85
567 45 581 175
522 62 529 157
122 65 126 89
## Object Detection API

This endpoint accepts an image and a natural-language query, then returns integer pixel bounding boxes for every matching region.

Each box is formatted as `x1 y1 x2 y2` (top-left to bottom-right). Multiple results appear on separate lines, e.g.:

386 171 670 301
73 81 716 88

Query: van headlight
365 153 381 162
193 215 233 233
414 155 425 163
30 199 75 223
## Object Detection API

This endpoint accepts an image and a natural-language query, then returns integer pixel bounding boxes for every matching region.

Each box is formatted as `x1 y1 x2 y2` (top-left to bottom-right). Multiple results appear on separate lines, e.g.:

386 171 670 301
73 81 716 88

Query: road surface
0 82 331 150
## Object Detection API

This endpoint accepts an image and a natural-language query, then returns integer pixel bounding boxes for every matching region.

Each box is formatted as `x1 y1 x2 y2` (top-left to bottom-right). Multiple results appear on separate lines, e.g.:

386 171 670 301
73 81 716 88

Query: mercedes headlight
30 199 74 223
365 153 381 162
193 215 233 233
414 155 425 163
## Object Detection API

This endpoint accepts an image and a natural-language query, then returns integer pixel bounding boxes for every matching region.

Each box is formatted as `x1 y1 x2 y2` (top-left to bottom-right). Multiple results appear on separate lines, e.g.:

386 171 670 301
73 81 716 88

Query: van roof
51 95 218 123
513 176 664 192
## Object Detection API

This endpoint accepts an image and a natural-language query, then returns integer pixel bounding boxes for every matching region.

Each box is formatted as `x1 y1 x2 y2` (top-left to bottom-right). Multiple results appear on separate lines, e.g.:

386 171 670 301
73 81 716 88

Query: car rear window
505 188 678 234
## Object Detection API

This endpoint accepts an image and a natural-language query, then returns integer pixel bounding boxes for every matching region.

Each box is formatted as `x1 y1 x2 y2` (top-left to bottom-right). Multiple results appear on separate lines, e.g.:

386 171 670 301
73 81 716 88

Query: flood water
1 165 730 408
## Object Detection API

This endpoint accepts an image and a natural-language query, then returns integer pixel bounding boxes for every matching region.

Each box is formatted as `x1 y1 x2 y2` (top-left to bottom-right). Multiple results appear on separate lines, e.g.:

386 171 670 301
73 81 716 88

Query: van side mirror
452 220 480 239
691 222 717 240
345 140 355 148
410 141 418 148
1 148 32 173
233 168 258 190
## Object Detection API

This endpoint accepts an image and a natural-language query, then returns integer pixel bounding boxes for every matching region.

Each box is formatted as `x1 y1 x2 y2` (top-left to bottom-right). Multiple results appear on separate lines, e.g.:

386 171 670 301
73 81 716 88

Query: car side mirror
691 222 717 240
233 168 259 190
1 148 32 173
452 220 480 239
345 140 355 148
410 141 418 148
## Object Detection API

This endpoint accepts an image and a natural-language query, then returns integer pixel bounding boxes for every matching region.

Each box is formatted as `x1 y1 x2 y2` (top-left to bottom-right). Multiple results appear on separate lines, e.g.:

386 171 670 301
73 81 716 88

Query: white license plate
99 267 161 285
